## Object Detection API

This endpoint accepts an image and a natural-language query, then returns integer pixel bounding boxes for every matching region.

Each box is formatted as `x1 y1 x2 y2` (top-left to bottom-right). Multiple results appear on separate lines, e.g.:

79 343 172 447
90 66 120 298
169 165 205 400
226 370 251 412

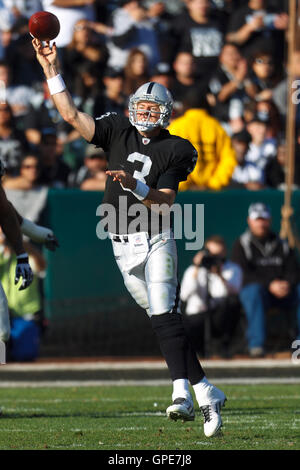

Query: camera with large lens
201 249 225 270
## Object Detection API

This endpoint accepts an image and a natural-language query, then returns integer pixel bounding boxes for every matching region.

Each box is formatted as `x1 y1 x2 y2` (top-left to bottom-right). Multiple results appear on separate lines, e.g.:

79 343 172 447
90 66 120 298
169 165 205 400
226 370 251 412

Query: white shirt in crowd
231 161 264 185
42 0 95 48
107 7 160 73
180 260 243 315
245 140 277 170
4 85 36 117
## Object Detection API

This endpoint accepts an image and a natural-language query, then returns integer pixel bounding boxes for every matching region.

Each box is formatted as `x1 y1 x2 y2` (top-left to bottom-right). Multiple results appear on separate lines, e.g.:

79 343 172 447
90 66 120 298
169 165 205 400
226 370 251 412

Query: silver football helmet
129 82 173 132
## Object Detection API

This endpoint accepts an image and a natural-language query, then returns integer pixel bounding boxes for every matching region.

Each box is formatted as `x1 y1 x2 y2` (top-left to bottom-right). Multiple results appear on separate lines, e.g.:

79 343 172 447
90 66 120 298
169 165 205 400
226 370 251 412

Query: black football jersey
90 112 197 234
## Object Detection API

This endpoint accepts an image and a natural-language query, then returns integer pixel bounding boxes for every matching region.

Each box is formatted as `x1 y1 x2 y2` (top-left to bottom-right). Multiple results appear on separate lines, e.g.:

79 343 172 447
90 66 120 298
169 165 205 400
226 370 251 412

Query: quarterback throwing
32 38 226 438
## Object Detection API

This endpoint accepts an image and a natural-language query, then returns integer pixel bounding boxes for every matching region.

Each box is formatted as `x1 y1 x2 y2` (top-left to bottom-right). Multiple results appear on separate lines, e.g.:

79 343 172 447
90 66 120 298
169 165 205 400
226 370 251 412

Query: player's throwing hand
32 38 59 72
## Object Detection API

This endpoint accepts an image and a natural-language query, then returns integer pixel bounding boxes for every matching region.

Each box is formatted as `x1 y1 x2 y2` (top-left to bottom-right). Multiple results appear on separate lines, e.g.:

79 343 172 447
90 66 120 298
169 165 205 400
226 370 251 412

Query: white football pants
0 281 10 341
110 231 180 317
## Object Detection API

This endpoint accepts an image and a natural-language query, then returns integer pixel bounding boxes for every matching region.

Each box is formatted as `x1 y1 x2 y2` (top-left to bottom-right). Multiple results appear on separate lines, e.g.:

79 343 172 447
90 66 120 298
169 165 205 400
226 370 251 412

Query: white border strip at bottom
0 378 300 387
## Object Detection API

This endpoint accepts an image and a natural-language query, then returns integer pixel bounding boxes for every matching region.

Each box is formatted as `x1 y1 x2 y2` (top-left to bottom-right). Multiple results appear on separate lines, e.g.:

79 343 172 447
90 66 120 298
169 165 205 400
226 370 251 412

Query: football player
32 38 226 437
0 158 59 343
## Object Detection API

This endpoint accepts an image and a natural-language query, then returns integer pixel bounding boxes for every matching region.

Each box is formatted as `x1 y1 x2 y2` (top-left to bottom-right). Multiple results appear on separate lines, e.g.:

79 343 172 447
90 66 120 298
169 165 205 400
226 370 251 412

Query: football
29 11 60 41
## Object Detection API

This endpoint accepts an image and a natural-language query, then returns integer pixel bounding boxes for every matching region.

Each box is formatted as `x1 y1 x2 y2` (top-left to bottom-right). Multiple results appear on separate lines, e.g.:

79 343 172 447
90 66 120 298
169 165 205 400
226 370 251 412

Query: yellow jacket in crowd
168 109 237 191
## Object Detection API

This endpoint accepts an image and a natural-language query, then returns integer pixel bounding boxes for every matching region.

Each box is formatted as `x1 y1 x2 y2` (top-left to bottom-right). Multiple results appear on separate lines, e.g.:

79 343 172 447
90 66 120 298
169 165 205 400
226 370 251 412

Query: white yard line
0 377 300 387
0 358 298 371
0 395 299 403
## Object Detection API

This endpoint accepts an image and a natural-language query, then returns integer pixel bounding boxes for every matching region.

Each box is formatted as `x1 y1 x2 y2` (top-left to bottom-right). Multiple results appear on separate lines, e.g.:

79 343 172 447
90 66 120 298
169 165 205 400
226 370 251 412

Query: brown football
29 11 60 41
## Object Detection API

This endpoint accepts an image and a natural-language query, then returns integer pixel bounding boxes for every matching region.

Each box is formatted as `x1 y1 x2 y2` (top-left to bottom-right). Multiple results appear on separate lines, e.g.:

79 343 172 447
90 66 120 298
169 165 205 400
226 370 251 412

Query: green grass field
0 384 299 450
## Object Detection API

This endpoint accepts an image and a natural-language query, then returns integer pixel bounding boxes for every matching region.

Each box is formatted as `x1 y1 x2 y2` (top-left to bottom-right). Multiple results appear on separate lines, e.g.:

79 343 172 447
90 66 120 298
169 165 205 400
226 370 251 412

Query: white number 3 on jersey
127 152 152 183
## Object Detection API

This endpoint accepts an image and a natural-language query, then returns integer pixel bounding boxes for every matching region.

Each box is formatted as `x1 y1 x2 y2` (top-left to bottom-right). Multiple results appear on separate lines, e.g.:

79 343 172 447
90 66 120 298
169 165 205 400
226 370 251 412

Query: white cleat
198 385 227 437
166 397 195 422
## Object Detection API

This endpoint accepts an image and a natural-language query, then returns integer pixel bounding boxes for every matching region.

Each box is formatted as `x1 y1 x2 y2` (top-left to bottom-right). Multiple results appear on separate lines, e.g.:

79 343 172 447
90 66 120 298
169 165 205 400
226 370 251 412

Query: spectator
180 235 242 358
0 227 45 361
22 81 74 147
170 51 200 118
38 130 71 188
208 42 256 134
168 89 237 191
245 115 277 173
68 145 108 190
230 129 264 190
106 0 161 73
1 0 43 21
41 0 96 50
255 99 281 139
2 152 49 229
63 18 107 92
231 203 300 357
226 0 288 59
243 98 281 139
0 102 29 176
123 48 150 97
72 62 102 115
93 67 127 117
170 0 225 80
265 140 300 190
143 0 174 63
2 153 42 190
4 33 44 88
247 49 282 103
242 99 257 125
149 61 173 90
0 60 35 129
0 7 15 61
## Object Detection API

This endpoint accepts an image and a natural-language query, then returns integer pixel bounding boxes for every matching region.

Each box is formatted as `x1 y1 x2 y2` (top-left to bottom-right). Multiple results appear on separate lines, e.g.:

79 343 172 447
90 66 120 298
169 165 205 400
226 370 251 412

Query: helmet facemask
128 82 173 133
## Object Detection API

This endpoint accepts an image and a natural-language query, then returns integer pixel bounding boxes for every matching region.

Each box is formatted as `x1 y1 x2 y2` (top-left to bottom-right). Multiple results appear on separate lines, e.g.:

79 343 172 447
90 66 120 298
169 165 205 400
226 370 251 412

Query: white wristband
47 74 66 95
21 218 53 243
132 180 150 201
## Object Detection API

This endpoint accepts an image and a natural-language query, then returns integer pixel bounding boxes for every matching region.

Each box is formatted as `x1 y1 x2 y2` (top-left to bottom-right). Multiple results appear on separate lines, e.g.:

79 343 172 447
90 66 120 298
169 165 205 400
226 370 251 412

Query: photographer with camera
180 235 243 358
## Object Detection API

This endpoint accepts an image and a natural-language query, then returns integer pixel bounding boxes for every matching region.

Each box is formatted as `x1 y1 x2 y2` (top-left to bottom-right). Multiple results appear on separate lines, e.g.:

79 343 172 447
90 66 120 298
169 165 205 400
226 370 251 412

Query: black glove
44 233 59 252
15 253 34 291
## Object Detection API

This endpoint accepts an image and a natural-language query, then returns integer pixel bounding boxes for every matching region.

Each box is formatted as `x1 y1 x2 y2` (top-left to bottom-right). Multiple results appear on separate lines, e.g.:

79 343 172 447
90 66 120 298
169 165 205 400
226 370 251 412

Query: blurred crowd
1 0 300 359
0 0 298 193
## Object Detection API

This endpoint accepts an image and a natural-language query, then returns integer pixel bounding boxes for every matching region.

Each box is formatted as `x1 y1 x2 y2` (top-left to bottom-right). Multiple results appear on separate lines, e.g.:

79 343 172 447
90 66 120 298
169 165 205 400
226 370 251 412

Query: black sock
150 312 205 383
